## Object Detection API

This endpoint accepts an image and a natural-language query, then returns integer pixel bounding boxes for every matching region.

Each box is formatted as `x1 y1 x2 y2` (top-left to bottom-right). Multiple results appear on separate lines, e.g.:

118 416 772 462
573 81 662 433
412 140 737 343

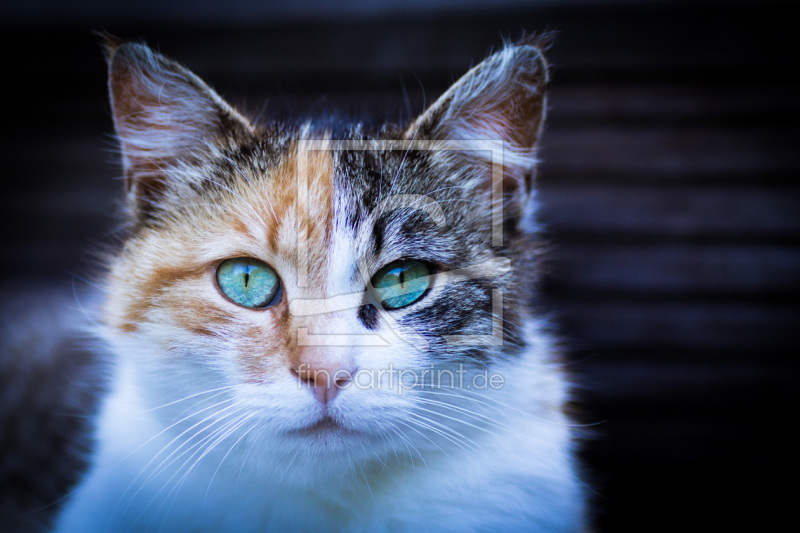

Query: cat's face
101 39 548 473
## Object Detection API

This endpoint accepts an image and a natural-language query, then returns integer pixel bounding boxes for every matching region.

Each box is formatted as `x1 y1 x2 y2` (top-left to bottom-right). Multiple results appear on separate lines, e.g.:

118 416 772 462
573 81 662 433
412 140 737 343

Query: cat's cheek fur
59 320 583 532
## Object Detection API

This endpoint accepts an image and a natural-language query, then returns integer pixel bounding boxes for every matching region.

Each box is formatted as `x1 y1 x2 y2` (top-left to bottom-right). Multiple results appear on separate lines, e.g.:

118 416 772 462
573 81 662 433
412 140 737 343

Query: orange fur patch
233 140 336 380
105 137 338 385
264 139 335 288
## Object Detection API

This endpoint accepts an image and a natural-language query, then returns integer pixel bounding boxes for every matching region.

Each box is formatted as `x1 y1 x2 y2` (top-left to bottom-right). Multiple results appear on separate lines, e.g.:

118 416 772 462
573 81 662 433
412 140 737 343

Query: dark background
1 0 798 531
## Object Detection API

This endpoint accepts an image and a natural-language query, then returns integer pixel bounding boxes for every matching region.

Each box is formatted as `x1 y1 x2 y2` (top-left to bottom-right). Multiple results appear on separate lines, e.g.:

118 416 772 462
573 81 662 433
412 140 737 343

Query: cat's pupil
244 272 250 287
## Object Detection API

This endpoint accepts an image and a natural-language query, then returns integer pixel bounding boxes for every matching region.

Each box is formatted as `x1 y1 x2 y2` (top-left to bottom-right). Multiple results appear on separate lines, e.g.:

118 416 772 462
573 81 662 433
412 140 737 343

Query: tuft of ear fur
406 40 549 213
104 36 254 219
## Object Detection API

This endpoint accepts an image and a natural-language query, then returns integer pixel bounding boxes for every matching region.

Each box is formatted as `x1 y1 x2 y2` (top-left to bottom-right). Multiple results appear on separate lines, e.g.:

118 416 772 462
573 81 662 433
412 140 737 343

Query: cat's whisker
70 280 104 331
277 446 302 485
363 437 388 474
202 414 261 507
379 426 404 471
386 424 431 480
141 384 239 413
355 443 376 503
342 444 356 481
418 385 551 419
424 382 597 428
118 400 244 512
144 404 249 487
115 394 239 481
404 412 480 457
413 397 516 433
413 396 578 445
141 408 252 526
418 386 598 429
237 421 267 489
134 412 251 531
393 418 448 459
411 403 501 438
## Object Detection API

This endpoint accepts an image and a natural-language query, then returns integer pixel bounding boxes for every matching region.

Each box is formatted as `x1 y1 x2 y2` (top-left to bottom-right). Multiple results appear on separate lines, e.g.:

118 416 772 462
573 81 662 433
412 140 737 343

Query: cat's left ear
406 41 548 210
105 37 255 219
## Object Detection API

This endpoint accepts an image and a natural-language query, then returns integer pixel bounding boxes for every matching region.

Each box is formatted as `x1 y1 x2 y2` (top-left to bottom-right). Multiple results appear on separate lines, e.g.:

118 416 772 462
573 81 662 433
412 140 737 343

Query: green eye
216 257 281 308
372 260 431 310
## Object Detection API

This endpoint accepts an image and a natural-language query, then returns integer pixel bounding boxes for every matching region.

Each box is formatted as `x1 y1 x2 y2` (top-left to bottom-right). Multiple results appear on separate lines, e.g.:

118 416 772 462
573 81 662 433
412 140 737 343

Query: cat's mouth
292 414 353 438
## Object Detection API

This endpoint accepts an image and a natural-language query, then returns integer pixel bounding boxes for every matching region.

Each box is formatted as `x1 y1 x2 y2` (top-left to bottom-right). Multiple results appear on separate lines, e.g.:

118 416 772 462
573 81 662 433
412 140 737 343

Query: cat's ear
406 41 549 212
105 37 254 217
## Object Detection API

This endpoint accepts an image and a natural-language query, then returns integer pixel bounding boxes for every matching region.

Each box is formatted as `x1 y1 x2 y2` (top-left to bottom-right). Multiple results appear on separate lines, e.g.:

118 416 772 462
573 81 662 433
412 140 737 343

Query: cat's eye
216 257 281 309
371 260 432 310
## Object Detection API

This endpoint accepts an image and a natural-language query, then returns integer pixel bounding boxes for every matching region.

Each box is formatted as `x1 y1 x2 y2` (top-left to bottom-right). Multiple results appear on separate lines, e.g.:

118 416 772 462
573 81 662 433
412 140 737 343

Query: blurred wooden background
1 0 798 531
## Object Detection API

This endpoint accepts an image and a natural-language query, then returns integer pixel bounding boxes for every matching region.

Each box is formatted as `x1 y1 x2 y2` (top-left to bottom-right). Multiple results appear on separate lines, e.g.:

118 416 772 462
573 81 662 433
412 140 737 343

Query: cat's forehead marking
267 137 336 291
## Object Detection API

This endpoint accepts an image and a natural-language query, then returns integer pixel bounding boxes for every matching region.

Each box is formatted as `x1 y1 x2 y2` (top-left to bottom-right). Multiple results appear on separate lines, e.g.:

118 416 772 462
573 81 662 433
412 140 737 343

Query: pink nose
292 358 355 405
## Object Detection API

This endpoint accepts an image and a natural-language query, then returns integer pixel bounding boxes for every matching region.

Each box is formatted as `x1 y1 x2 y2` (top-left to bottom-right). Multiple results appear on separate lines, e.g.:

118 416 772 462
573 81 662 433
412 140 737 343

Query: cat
53 35 588 532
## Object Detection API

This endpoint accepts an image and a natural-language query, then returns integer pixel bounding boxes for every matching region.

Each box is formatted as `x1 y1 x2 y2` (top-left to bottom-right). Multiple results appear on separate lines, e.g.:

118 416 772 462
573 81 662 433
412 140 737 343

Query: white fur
56 308 585 533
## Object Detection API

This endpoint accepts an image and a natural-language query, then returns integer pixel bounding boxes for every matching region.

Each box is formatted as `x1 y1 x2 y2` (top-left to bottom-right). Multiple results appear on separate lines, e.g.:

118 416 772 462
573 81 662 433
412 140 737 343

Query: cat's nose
291 352 355 405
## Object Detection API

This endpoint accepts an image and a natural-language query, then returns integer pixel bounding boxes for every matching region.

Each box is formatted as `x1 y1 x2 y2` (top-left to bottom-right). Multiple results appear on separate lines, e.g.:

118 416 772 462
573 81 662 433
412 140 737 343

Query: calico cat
54 36 587 532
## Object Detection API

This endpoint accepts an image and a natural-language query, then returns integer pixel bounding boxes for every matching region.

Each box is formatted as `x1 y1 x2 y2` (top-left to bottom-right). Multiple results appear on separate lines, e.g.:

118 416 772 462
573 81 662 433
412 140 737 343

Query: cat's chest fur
55 35 587 532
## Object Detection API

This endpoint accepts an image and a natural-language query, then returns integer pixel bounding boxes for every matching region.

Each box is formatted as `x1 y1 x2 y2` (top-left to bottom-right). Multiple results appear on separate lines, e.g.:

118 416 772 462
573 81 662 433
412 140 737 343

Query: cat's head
101 37 551 474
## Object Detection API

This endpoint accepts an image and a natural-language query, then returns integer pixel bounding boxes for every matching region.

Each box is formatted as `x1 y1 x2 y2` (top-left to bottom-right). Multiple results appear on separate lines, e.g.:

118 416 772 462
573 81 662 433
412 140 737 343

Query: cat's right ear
404 40 549 222
104 37 254 218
